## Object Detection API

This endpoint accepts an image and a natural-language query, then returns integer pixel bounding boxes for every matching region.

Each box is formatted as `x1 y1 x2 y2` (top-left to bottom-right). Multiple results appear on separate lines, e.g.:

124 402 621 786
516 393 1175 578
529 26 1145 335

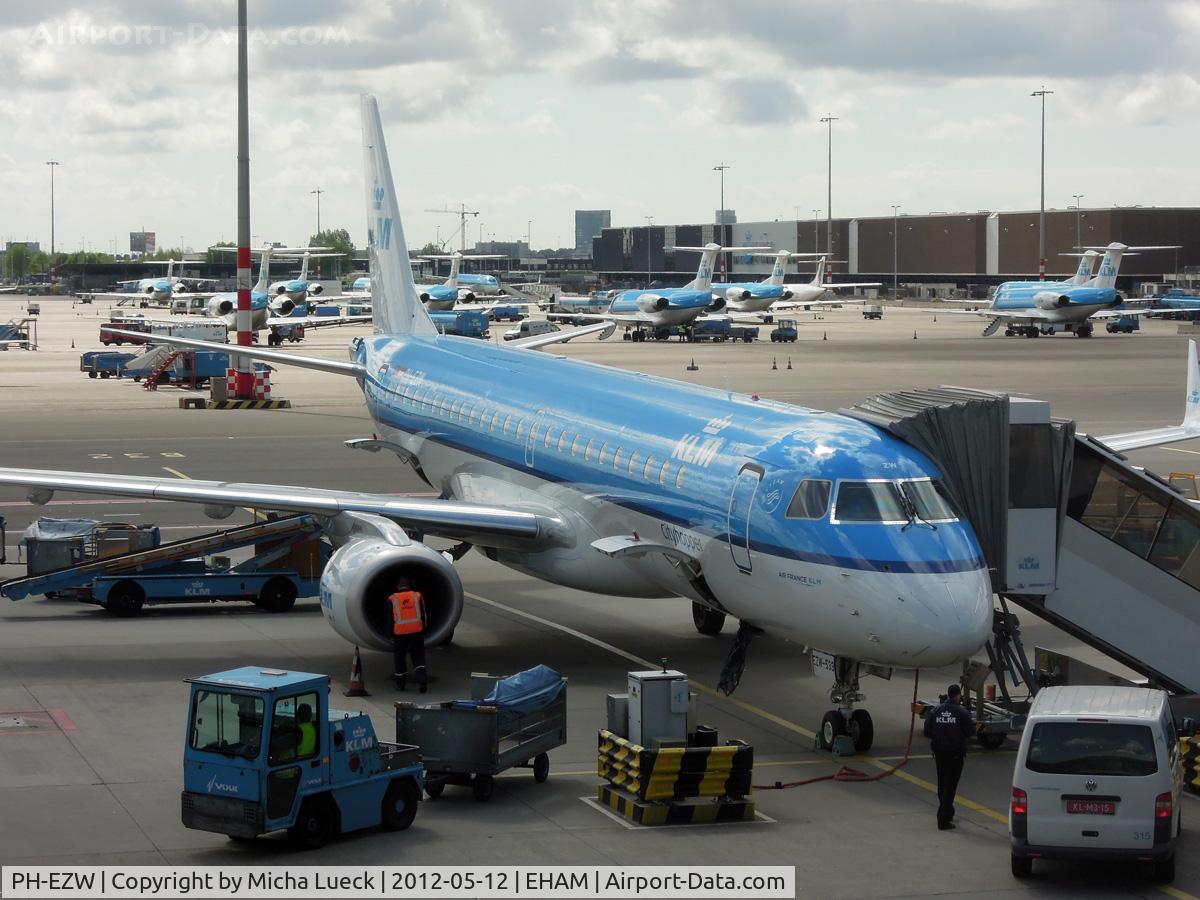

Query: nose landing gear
815 656 876 754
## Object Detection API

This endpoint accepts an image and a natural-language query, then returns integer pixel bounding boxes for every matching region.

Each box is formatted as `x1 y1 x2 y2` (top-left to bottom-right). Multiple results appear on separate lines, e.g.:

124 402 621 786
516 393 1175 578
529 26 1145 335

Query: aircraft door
726 463 763 573
525 410 545 468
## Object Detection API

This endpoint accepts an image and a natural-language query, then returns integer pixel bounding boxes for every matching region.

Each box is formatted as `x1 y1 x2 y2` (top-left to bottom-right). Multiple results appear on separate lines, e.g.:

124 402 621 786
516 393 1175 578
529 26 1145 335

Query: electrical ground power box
627 669 689 747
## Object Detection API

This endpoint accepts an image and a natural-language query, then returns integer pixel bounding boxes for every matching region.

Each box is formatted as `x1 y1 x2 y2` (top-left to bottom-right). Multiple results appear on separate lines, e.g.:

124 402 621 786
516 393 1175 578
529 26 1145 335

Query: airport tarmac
0 295 1198 898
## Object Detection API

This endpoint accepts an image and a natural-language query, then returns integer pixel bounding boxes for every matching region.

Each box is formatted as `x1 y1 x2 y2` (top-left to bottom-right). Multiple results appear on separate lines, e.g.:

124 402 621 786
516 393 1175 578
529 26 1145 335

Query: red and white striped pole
235 0 254 399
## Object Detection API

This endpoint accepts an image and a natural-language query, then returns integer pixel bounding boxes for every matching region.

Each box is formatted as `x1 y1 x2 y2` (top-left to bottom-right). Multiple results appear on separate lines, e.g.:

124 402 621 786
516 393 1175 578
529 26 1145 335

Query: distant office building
129 232 157 254
574 210 611 257
5 241 40 253
716 209 737 226
475 240 527 259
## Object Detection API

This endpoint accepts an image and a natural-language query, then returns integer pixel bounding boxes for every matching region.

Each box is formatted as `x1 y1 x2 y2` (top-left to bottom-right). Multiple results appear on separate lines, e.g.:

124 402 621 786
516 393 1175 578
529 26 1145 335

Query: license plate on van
1065 799 1116 815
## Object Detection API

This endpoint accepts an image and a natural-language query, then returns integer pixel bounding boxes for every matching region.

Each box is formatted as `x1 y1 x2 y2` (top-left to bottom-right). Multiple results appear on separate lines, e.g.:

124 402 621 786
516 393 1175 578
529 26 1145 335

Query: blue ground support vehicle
486 304 525 322
1106 314 1141 334
79 350 137 379
770 319 798 342
429 310 490 339
182 667 423 849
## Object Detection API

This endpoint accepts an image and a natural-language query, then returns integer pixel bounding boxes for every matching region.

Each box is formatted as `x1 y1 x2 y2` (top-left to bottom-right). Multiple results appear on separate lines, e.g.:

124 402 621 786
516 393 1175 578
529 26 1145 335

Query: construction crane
423 203 480 253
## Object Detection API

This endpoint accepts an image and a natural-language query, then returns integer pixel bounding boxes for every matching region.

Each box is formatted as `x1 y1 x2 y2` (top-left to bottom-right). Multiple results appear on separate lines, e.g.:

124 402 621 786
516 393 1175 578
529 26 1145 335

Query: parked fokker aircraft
740 252 882 315
967 243 1178 338
96 259 218 305
268 250 344 303
605 243 767 337
416 253 506 308
4 97 1197 753
199 246 370 336
706 251 824 313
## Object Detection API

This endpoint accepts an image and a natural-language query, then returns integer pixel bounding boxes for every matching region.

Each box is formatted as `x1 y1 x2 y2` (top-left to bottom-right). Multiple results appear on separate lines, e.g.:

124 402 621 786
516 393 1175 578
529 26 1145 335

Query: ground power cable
752 668 920 790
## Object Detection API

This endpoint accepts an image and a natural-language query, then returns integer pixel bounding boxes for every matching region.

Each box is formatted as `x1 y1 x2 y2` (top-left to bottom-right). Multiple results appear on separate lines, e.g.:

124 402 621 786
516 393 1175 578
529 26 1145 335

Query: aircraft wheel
848 709 874 753
691 602 726 636
818 710 845 751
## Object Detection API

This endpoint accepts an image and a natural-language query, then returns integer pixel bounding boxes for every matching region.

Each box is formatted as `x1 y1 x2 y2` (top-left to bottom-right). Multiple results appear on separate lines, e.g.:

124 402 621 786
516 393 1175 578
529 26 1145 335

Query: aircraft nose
913 567 993 665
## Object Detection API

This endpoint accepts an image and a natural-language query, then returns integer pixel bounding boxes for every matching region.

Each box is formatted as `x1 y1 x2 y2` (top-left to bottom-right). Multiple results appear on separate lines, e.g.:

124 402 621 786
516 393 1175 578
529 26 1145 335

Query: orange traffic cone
344 646 370 697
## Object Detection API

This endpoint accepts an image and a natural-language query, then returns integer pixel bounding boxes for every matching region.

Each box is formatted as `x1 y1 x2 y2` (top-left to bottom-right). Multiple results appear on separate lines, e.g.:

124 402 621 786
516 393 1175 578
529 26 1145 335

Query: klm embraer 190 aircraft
3 97 1196 752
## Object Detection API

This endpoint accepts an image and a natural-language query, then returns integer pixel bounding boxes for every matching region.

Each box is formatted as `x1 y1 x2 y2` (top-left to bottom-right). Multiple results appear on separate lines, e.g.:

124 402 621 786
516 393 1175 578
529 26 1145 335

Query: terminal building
592 206 1200 295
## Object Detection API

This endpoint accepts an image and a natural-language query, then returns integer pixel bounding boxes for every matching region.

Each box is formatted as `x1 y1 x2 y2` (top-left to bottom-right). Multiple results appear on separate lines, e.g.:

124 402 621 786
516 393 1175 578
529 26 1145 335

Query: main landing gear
816 656 875 754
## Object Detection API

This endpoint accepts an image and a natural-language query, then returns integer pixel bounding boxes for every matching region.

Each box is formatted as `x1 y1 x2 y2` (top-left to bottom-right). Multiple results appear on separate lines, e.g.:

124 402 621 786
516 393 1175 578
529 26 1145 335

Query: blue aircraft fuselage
351 331 992 666
992 284 1118 312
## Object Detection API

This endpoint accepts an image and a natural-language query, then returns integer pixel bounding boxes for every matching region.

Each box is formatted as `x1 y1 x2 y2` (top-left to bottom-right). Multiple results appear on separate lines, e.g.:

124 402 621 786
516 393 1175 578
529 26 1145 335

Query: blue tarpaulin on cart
451 665 564 715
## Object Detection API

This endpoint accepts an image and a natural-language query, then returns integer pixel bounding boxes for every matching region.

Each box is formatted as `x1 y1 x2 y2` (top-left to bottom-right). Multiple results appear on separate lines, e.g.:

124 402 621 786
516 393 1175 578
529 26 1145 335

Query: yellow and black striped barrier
1183 737 1200 794
597 729 753 802
597 784 755 826
207 399 292 410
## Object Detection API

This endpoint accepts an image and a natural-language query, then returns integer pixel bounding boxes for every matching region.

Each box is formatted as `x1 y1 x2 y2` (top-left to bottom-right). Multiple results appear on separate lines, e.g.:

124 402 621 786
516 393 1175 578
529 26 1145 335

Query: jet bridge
843 387 1200 694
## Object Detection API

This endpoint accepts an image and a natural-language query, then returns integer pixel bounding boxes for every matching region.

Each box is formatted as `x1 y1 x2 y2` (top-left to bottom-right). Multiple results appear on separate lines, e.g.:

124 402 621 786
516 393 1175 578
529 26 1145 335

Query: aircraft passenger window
643 456 655 480
466 403 477 426
613 447 624 469
557 431 567 453
571 434 581 457
628 451 639 475
584 437 595 462
598 443 609 466
501 414 511 436
675 466 687 489
544 426 556 448
658 461 670 484
516 420 526 439
450 398 461 418
786 481 831 519
834 481 906 522
1147 500 1200 589
529 422 540 444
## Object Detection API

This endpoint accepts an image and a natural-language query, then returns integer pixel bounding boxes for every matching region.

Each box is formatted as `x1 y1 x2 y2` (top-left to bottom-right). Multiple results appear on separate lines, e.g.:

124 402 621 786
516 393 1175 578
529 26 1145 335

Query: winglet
361 94 438 337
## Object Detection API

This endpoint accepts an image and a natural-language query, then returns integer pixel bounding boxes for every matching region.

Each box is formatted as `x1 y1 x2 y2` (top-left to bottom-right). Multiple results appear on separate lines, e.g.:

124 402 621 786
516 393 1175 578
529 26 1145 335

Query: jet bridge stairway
0 513 323 601
843 387 1200 697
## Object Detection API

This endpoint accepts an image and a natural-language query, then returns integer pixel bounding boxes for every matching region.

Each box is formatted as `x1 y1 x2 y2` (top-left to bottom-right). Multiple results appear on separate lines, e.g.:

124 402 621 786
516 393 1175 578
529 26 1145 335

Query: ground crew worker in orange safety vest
389 577 428 692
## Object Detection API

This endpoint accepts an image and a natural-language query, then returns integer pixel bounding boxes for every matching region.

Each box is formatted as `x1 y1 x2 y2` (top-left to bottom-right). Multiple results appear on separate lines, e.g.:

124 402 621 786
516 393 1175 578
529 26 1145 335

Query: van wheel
1011 854 1032 878
1152 854 1175 883
532 752 550 783
381 777 420 831
472 774 494 802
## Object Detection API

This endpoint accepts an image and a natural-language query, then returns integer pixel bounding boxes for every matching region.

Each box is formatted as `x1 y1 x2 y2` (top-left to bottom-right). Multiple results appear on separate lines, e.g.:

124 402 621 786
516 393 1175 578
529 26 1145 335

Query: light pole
819 116 837 269
1072 193 1084 251
46 160 61 256
713 163 730 278
1031 86 1053 279
310 188 323 236
891 205 901 298
812 209 820 253
526 219 532 255
644 216 653 288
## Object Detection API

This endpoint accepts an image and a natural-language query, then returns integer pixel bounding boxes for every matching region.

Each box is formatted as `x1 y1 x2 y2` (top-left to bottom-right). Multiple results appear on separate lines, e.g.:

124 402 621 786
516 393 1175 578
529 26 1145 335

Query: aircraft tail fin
1083 243 1179 290
361 95 438 337
810 256 826 286
253 247 271 295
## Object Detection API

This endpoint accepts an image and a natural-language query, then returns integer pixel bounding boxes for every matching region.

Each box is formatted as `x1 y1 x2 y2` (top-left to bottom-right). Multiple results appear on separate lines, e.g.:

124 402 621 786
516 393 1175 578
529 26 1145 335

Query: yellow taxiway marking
466 589 1200 900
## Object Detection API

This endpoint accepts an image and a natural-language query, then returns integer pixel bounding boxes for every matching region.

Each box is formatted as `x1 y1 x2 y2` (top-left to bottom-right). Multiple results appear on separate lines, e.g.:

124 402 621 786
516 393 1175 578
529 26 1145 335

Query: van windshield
1025 722 1158 777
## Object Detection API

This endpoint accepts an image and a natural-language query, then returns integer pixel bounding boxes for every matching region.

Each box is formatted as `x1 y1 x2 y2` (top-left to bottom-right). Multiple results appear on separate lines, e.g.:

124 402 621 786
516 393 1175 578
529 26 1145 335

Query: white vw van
1009 685 1183 883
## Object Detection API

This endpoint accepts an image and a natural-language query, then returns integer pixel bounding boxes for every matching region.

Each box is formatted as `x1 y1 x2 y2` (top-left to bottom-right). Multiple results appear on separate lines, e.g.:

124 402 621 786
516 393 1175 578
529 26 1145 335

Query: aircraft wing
0 467 563 548
819 282 883 290
1096 341 1200 452
266 314 373 329
509 321 616 350
1087 308 1156 320
92 292 156 303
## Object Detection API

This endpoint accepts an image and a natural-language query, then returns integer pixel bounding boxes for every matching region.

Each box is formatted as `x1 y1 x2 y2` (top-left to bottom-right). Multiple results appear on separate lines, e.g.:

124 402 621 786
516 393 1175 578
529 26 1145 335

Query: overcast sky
3 0 1199 254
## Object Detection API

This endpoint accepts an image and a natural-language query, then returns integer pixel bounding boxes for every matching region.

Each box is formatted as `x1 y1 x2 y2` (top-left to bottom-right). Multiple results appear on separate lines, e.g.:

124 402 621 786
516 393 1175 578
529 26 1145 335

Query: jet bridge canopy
840 386 1075 595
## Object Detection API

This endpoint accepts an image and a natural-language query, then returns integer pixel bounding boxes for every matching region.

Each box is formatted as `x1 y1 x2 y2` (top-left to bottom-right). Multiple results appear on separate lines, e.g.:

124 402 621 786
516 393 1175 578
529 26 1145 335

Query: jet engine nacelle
209 296 235 317
706 297 727 313
274 283 290 295
457 289 477 303
781 289 794 300
143 284 157 295
270 297 296 318
636 294 670 314
307 283 323 296
725 288 752 303
173 282 188 294
1034 292 1070 310
318 537 464 651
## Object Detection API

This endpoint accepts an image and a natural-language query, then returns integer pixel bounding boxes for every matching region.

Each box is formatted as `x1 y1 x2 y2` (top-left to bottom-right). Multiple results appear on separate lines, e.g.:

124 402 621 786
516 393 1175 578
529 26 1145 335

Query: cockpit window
902 479 959 522
835 479 960 524
834 481 906 522
785 480 831 519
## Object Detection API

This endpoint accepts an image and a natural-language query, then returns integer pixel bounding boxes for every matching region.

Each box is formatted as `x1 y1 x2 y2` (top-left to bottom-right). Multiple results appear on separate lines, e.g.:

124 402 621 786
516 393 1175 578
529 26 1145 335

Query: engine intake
706 297 727 313
1034 292 1070 311
636 294 670 314
318 537 463 651
210 297 235 317
307 283 323 296
726 288 752 302
271 298 296 318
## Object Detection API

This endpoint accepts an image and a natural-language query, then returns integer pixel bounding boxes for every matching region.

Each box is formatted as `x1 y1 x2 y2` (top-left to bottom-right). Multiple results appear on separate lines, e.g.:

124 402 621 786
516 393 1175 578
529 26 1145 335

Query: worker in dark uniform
923 683 974 830
389 577 428 693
